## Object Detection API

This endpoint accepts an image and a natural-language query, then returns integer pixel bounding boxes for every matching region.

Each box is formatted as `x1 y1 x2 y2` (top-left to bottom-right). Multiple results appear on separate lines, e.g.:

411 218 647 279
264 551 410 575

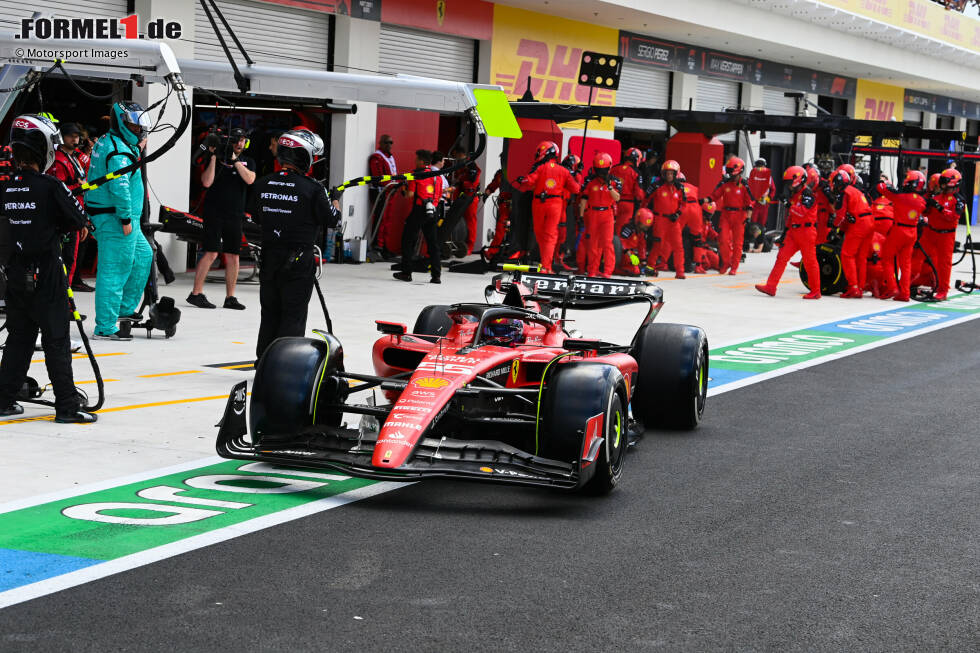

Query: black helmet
276 129 319 171
10 114 62 170
754 158 766 167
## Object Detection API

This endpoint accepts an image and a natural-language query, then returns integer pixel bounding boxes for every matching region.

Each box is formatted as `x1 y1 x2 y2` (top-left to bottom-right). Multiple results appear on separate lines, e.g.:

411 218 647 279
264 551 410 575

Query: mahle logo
17 15 182 40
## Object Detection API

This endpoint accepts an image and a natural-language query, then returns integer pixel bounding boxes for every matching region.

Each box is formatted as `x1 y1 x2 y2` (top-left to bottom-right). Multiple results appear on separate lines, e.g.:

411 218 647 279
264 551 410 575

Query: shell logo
909 210 917 219
708 158 716 169
545 178 557 189
414 376 450 389
425 184 435 194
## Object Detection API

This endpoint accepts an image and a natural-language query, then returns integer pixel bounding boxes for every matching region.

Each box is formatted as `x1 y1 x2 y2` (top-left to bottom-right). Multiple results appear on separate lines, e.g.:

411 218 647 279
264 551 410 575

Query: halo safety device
9 113 62 170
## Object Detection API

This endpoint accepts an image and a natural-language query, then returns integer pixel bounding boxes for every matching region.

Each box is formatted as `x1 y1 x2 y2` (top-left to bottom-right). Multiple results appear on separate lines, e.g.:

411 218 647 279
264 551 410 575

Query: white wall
329 15 380 242
134 0 195 270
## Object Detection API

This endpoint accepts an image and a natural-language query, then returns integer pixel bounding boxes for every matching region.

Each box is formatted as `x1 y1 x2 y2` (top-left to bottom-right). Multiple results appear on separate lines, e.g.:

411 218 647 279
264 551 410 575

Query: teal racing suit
86 132 152 336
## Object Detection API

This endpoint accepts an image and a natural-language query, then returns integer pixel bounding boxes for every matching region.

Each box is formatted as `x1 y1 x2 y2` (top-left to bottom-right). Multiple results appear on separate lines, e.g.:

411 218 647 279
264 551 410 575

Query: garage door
904 109 923 126
615 63 669 132
194 0 329 69
762 87 797 145
0 0 127 21
378 24 475 83
697 76 739 142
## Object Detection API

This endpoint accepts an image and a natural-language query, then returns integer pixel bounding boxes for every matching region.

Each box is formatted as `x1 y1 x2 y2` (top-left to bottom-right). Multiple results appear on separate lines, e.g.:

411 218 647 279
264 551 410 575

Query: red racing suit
693 214 720 272
747 166 775 227
515 160 580 273
871 196 894 236
454 162 482 255
611 162 644 234
813 178 836 243
710 178 754 273
835 185 876 294
646 179 685 271
483 170 512 259
369 150 402 252
877 183 926 301
913 191 961 298
762 189 820 295
580 176 618 277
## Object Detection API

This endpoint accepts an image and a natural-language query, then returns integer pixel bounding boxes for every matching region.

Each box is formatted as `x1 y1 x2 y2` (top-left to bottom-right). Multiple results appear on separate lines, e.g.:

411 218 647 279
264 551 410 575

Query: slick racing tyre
539 362 628 495
800 242 848 295
630 323 708 430
250 334 347 444
412 304 453 336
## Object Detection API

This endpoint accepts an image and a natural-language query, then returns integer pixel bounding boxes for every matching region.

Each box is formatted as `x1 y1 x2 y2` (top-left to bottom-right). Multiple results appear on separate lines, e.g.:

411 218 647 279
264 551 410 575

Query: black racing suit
0 169 87 414
248 170 339 360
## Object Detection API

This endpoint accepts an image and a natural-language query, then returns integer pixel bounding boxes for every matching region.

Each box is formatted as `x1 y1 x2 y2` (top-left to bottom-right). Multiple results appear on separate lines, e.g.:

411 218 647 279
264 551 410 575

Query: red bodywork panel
369 313 638 469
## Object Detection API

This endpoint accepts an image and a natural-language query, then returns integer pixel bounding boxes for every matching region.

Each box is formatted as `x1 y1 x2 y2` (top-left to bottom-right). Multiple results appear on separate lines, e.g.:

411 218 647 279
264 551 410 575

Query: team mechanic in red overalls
578 152 621 278
914 168 964 301
616 207 654 276
515 141 580 274
710 156 754 275
558 153 584 272
611 147 645 235
452 152 482 255
807 163 838 244
877 170 927 302
748 158 775 231
755 166 821 299
692 198 719 273
645 160 686 277
481 168 512 260
833 167 876 298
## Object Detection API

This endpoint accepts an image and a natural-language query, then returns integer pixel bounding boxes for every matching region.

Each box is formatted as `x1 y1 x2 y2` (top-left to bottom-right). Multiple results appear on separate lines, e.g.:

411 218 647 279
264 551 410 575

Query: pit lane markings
31 352 130 364
2 298 980 606
138 370 203 378
0 393 230 426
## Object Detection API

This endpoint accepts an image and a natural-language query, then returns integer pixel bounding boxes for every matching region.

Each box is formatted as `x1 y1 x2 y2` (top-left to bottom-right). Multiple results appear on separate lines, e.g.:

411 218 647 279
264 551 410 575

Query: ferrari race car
216 267 708 494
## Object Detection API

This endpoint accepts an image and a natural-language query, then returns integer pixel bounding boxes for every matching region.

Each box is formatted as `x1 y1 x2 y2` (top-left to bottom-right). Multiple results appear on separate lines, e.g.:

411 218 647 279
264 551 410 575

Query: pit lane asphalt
2 320 979 651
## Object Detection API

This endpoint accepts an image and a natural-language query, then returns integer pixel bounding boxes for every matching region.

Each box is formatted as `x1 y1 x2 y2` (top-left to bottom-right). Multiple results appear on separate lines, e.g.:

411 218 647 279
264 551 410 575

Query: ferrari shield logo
708 158 716 169
436 0 446 26
510 359 520 383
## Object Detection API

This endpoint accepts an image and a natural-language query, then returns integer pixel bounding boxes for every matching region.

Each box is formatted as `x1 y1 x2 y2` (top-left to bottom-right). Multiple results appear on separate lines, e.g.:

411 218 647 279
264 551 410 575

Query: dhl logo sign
493 40 615 106
491 6 618 111
863 99 896 121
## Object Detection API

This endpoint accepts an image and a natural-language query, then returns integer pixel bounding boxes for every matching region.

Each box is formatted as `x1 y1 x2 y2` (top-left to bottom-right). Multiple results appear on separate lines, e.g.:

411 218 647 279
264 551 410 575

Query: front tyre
582 391 627 495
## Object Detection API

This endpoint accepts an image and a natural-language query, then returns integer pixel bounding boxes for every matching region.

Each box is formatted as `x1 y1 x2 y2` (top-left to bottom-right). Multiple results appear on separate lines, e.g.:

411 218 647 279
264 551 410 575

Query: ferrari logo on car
414 376 450 389
510 359 520 383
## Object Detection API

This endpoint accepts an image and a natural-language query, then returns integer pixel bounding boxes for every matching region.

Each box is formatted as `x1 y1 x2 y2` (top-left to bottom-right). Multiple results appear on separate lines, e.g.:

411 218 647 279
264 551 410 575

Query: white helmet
276 128 321 171
10 114 62 170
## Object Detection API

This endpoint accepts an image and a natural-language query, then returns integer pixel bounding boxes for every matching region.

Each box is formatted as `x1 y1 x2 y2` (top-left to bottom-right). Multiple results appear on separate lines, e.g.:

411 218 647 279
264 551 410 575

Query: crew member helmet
110 101 150 146
624 147 644 164
635 208 654 229
928 173 942 194
783 165 808 192
805 166 820 190
561 153 581 172
940 167 962 190
9 113 62 170
677 171 687 182
593 152 613 169
837 163 857 183
661 159 681 174
701 198 716 214
535 140 559 163
276 129 320 171
901 169 927 193
755 158 767 168
724 156 745 178
831 169 852 191
482 318 525 346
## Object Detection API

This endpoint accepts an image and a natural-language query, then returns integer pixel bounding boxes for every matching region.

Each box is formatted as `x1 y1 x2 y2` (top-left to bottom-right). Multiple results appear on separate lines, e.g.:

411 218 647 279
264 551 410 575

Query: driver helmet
9 114 62 170
483 317 525 345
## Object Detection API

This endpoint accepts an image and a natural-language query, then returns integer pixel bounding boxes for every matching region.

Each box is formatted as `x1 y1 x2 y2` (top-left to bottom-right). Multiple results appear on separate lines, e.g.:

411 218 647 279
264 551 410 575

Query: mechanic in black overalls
0 114 95 422
249 129 339 361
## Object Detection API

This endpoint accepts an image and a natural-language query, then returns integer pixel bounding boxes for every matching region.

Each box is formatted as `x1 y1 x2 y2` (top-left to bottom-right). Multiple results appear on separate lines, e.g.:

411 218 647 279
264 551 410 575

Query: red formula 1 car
216 268 708 494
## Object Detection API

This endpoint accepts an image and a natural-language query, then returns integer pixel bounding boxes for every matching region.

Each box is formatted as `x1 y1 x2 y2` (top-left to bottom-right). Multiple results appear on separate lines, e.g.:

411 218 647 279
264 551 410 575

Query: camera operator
188 127 255 310
250 129 339 361
0 115 95 422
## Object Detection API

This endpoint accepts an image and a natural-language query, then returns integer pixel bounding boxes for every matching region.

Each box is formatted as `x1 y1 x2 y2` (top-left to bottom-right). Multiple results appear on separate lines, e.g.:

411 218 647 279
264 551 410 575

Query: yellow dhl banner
490 5 619 131
817 0 980 53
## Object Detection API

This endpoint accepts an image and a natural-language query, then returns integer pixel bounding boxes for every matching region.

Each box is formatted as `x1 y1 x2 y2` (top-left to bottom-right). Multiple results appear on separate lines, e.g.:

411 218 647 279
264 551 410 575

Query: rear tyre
800 243 847 294
250 334 347 444
540 362 627 494
412 304 453 336
630 323 708 430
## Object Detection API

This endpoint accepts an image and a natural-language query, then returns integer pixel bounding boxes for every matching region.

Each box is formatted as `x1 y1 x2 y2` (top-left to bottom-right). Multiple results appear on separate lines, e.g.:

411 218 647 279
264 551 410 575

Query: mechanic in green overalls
85 101 153 340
